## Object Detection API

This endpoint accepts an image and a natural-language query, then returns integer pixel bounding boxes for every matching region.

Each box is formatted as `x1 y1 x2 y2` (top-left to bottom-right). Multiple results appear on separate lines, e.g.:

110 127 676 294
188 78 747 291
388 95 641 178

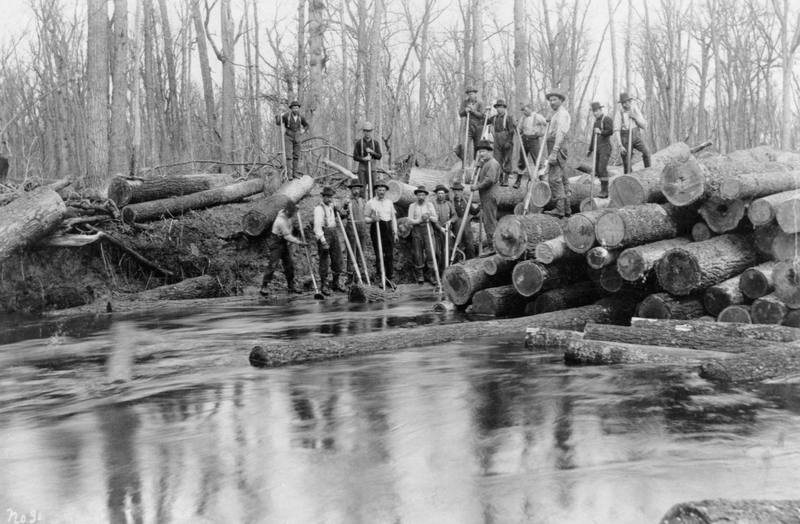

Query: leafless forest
0 0 798 190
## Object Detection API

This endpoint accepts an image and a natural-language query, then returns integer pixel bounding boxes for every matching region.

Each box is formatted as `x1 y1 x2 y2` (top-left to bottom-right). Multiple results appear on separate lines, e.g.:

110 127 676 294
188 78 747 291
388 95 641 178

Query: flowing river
1 293 800 524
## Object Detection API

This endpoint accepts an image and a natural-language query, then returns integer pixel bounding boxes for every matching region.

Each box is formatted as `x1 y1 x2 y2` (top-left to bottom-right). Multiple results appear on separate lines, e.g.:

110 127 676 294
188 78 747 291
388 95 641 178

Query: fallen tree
240 175 315 236
107 173 236 207
0 186 67 262
630 317 800 343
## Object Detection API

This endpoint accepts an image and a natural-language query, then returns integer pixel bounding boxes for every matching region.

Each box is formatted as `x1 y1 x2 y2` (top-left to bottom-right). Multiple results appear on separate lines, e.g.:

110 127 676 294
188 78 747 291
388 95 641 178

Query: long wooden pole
295 212 325 300
461 113 470 174
336 211 362 284
590 132 598 210
450 188 476 264
627 119 633 174
426 221 442 291
515 125 533 187
370 162 386 290
444 222 450 269
279 108 288 181
349 209 371 286
522 120 550 214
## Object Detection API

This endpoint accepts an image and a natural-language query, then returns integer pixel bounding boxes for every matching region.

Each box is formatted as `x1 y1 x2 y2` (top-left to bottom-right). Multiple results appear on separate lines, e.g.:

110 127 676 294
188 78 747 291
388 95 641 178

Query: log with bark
717 305 752 323
755 223 782 256
348 283 401 303
563 209 607 253
442 257 509 305
586 246 620 269
579 197 610 213
739 261 780 299
408 166 458 188
773 258 800 308
535 235 584 264
630 317 800 343
249 297 638 367
525 326 583 348
751 293 789 324
493 213 563 260
0 187 67 262
470 285 529 316
386 180 417 208
616 237 693 282
123 178 266 223
701 344 800 382
691 221 715 242
719 169 800 200
483 254 517 275
655 233 760 296
608 167 665 207
529 282 605 314
660 499 800 523
107 173 236 207
564 339 714 365
703 274 748 317
599 265 658 294
495 184 532 212
240 175 316 236
636 292 707 320
531 175 600 210
512 260 586 297
698 195 748 233
594 203 695 250
747 188 800 226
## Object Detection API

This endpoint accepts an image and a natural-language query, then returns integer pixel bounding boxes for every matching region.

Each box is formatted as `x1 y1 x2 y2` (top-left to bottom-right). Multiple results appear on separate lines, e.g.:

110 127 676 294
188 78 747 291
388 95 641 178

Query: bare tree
771 0 800 150
86 0 109 188
307 0 326 122
192 0 219 161
110 0 128 175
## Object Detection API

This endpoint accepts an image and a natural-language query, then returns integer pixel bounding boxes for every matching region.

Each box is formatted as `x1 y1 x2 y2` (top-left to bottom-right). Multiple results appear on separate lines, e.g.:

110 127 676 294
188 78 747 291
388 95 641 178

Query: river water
1 294 800 524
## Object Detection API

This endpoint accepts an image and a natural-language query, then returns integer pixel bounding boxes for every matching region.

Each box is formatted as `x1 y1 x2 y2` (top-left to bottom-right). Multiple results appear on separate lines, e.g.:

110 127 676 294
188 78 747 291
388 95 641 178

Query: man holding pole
458 87 486 163
313 187 345 295
452 181 479 260
275 100 309 179
259 201 307 297
353 122 382 191
340 179 367 286
614 93 651 174
365 179 398 282
587 102 614 198
515 104 548 189
543 88 572 218
470 140 500 255
487 99 516 186
407 186 438 284
432 184 456 275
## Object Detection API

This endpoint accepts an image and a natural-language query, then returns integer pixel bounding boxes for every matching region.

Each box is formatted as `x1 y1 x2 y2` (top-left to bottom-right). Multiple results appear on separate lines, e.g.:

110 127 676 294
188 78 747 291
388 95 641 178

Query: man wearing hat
470 140 501 254
275 100 310 179
543 88 572 218
313 186 345 295
365 178 399 282
587 102 614 198
340 179 367 285
452 181 479 260
432 184 456 275
487 99 517 186
516 104 548 189
458 86 486 161
407 186 439 283
260 201 307 297
613 93 651 173
353 122 382 191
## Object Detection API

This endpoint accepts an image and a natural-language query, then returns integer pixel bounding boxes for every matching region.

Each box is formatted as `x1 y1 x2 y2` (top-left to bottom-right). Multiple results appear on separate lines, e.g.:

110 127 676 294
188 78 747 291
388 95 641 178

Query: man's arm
370 140 382 161
301 116 310 132
313 206 325 241
475 162 499 190
601 116 614 137
632 106 648 131
551 111 570 152
408 203 421 225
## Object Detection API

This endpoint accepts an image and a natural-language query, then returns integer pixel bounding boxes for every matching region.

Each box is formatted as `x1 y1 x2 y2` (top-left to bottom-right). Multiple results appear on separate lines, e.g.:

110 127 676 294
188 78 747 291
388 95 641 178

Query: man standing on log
452 181 478 260
313 187 345 295
470 141 500 254
587 102 614 198
543 88 572 218
260 201 307 297
432 184 456 275
275 100 309 179
365 179 399 282
487 99 516 186
341 179 367 286
614 93 651 173
407 186 438 283
515 104 548 189
458 86 486 163
353 122 382 189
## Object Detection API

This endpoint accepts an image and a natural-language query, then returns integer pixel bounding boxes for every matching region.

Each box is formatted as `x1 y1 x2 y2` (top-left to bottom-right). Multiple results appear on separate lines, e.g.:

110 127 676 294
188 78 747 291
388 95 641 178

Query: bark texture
748 188 800 226
442 256 509 305
494 213 563 260
594 204 694 249
636 293 707 320
630 317 800 343
535 235 584 264
108 174 236 206
512 260 585 297
470 285 528 316
703 274 747 317
530 282 605 314
617 237 693 282
563 209 606 253
0 187 67 262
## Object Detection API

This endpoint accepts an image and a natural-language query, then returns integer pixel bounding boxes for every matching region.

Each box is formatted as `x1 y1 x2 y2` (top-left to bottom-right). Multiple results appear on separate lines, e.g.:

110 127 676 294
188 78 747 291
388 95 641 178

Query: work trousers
454 216 475 260
519 134 541 172
621 128 652 173
345 221 367 281
546 137 571 201
493 131 514 178
479 193 498 247
317 227 343 285
283 135 302 178
593 142 612 182
370 220 395 280
411 225 435 274
262 234 295 289
467 121 482 159
356 163 374 191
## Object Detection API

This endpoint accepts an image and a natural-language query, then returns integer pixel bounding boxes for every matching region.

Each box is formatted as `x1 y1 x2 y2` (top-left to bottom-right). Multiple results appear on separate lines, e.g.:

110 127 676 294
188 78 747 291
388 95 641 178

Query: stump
739 261 780 299
616 237 692 282
703 274 747 317
535 235 583 264
594 204 694 250
717 305 752 324
751 293 788 324
493 213 563 260
636 293 706 320
442 257 508 306
773 258 800 308
511 260 585 297
586 246 620 269
747 188 800 226
471 285 528 316
698 196 748 233
563 209 607 253
531 282 605 314
107 173 235 207
0 187 66 262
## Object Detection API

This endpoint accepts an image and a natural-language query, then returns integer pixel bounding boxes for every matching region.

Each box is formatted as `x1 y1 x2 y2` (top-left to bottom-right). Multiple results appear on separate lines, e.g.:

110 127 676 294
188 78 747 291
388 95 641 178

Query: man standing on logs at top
259 201 307 297
587 102 614 198
514 104 548 189
458 86 486 163
452 181 479 260
432 184 456 275
313 187 345 295
340 179 367 286
407 186 438 284
614 93 651 174
487 99 517 187
543 88 572 218
365 178 399 283
353 122 382 190
470 141 500 255
275 100 309 179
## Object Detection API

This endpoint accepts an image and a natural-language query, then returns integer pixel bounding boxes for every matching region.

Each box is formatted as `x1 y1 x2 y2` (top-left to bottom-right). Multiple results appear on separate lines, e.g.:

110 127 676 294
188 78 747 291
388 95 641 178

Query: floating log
348 283 401 303
564 339 704 364
717 305 752 323
583 322 790 353
703 274 747 317
483 254 517 275
530 282 605 314
698 195 748 233
630 316 800 343
636 293 706 320
719 169 800 200
586 246 620 269
122 178 265 223
691 221 715 242
616 237 692 282
747 188 800 226
660 499 800 523
776 198 800 234
525 326 583 348
512 260 585 297
493 213 563 260
535 235 583 264
579 197 610 213
107 173 235 207
655 233 760 296
594 204 694 250
771 230 800 260
386 180 417 208
773 259 800 308
471 285 529 316
739 261 780 299
563 209 607 253
608 167 665 207
130 275 221 301
0 187 66 262
240 176 316 236
751 293 789 324
701 346 800 382
249 297 638 367
442 257 508 306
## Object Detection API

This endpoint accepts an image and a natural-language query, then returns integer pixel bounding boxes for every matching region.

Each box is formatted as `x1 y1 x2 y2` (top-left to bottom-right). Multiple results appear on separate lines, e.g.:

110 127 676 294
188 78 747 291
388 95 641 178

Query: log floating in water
630 316 800 343
660 499 800 523
773 259 800 308
471 285 529 316
0 187 66 263
432 300 456 312
739 261 780 299
703 274 748 317
563 209 607 253
564 339 696 365
655 233 760 296
698 195 748 233
525 326 583 348
348 283 401 303
594 204 694 250
442 257 508 305
512 260 585 297
719 169 800 200
107 173 236 207
616 237 692 282
751 293 789 324
241 176 316 236
493 213 563 260
535 235 583 264
530 282 605 314
586 246 620 269
717 305 752 323
636 293 707 320
747 188 800 226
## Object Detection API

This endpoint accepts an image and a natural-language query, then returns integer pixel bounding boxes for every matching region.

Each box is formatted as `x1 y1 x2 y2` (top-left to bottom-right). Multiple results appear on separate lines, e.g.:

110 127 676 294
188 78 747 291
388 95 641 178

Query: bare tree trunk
158 0 181 156
252 0 262 160
513 0 528 111
472 0 484 93
341 0 352 160
418 0 432 158
192 0 218 161
308 0 325 123
772 0 800 150
608 0 618 105
463 0 472 88
711 0 725 152
110 0 128 175
217 0 236 166
297 0 307 104
131 0 143 173
366 0 383 122
86 0 110 189
625 0 632 93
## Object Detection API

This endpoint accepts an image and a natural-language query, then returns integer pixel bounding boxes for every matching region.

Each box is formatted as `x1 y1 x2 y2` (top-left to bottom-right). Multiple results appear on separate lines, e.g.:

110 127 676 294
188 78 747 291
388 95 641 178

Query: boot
599 180 609 199
414 268 424 284
512 173 522 189
287 286 302 295
259 286 270 297
321 284 331 296
544 198 566 218
331 277 345 292
500 172 509 187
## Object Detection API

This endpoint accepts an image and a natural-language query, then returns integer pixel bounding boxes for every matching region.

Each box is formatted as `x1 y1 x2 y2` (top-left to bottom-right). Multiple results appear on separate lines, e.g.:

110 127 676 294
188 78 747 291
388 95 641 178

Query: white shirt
313 202 336 240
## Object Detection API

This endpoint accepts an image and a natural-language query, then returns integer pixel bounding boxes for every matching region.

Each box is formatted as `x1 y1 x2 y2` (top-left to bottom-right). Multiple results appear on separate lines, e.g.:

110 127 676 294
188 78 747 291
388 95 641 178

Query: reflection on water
1 296 800 524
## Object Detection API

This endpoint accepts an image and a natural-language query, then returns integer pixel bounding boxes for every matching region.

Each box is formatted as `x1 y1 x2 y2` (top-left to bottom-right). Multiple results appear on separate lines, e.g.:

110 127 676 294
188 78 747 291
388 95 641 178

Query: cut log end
608 175 645 207
637 293 706 320
242 210 268 237
691 222 714 242
656 249 701 295
776 199 800 234
531 180 553 208
718 178 741 200
717 305 752 324
563 213 598 253
773 259 800 308
512 261 544 297
751 294 788 325
661 159 706 207
740 268 771 299
746 198 774 226
586 247 618 269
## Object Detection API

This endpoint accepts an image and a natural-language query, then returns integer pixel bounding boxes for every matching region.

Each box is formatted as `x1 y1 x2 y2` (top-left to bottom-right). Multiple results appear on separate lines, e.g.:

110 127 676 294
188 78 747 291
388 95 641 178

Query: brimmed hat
434 184 449 194
362 121 374 131
321 186 335 197
590 102 604 111
545 89 565 101
465 86 477 94
289 100 301 108
348 179 363 188
414 185 429 196
494 98 507 108
452 181 465 190
618 93 633 103
373 179 389 190
475 140 493 152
